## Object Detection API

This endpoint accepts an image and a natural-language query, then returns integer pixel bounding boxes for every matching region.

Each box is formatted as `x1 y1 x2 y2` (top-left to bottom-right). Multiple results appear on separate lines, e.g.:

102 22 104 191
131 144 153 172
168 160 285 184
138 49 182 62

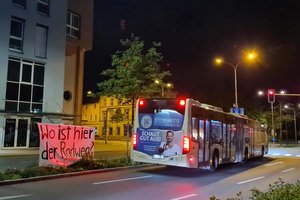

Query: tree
97 34 171 124
110 108 125 124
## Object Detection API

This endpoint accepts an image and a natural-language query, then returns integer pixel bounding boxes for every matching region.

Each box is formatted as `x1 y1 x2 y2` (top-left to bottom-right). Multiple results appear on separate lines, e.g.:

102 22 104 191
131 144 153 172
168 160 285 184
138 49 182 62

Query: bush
0 157 141 181
250 178 300 200
210 178 300 200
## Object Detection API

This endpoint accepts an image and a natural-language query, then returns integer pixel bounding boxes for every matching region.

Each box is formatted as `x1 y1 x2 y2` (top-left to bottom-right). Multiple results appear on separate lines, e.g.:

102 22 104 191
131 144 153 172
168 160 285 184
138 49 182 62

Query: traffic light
267 89 275 103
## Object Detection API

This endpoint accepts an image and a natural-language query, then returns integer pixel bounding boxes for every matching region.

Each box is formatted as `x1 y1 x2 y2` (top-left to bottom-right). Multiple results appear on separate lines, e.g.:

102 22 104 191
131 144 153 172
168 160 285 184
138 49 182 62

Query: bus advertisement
131 98 268 170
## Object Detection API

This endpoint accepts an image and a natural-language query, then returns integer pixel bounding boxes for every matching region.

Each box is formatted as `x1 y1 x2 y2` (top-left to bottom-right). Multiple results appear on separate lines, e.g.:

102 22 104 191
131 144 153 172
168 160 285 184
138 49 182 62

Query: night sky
84 0 300 111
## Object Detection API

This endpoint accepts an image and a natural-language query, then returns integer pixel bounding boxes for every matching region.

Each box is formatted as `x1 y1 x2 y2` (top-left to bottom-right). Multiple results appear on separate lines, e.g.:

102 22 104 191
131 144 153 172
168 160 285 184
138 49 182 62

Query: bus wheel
211 150 219 171
243 147 249 162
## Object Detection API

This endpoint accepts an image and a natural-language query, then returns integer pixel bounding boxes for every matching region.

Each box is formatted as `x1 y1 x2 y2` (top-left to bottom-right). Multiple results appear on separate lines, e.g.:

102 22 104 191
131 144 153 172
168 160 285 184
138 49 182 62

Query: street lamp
155 80 173 97
214 51 257 108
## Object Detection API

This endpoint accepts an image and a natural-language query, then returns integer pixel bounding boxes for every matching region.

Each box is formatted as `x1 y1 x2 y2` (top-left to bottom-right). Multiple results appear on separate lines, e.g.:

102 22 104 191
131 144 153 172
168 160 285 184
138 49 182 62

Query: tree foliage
110 108 125 124
97 34 171 101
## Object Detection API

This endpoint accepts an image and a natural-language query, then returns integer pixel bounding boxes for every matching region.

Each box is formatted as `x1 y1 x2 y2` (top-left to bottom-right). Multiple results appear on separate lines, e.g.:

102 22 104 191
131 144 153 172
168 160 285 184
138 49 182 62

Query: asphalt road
1 156 300 200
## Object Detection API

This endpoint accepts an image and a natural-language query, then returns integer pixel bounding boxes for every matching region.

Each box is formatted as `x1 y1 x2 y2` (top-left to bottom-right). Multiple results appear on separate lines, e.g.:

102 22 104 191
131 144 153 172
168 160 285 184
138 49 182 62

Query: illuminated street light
155 80 173 97
214 51 257 108
257 90 264 96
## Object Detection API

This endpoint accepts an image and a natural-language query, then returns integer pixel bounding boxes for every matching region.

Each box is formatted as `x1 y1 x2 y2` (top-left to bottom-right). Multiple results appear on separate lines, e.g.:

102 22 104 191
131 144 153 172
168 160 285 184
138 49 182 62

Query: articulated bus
131 98 268 170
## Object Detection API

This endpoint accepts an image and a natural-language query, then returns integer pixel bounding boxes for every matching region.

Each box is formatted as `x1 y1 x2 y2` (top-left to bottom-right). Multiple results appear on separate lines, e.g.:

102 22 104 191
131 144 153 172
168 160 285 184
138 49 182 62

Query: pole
279 103 282 146
161 85 164 98
271 102 275 142
294 109 297 144
104 109 108 144
234 67 238 108
126 122 129 159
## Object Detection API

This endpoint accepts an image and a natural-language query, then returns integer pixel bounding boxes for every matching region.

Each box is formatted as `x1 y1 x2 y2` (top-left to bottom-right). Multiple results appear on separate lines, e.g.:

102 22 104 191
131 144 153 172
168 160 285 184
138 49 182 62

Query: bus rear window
138 99 184 131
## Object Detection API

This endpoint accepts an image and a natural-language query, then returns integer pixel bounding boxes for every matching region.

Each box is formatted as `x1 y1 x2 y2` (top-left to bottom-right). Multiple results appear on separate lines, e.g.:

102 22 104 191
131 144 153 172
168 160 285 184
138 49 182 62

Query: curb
0 164 153 186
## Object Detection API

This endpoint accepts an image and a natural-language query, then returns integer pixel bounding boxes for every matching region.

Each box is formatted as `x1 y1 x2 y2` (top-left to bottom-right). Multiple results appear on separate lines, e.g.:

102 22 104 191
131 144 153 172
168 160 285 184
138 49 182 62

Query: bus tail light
133 133 137 150
183 136 190 154
138 99 145 107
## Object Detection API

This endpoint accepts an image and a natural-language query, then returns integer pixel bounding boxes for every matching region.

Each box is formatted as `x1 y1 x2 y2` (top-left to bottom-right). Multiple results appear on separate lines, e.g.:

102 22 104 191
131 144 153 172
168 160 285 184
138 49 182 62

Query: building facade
0 0 93 150
81 96 133 140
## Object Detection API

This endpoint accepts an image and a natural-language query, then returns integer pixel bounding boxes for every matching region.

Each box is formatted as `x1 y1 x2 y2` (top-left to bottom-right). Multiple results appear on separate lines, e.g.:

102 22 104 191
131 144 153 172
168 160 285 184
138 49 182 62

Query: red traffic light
267 89 275 103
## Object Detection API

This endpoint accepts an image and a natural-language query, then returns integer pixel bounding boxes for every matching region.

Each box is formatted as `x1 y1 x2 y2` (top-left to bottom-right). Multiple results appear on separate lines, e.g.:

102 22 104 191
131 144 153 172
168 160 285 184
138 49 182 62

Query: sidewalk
0 140 131 157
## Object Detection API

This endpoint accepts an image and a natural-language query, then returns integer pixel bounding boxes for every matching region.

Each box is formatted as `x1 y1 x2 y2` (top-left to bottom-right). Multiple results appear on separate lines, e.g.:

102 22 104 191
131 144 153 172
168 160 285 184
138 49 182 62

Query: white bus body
131 98 268 170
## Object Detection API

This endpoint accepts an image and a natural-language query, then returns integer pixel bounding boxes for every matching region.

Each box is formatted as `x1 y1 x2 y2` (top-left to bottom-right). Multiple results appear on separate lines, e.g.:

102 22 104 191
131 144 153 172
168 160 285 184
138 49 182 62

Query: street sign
230 107 244 115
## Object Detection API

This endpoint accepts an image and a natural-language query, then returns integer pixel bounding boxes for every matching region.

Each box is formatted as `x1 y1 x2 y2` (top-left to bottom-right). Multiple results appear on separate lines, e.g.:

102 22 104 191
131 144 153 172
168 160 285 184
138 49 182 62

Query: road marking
0 194 33 200
237 176 265 185
284 154 292 156
264 161 283 167
170 194 198 200
282 168 296 173
93 175 152 185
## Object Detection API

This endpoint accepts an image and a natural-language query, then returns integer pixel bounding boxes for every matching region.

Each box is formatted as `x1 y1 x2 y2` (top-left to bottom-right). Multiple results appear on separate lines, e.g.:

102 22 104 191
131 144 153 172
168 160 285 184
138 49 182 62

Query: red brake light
183 136 190 154
133 133 137 150
139 99 145 106
179 99 186 106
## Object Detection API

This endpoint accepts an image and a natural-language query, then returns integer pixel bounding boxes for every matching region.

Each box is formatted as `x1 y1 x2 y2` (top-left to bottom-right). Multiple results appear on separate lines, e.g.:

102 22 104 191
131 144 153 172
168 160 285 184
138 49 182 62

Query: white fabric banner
38 123 95 167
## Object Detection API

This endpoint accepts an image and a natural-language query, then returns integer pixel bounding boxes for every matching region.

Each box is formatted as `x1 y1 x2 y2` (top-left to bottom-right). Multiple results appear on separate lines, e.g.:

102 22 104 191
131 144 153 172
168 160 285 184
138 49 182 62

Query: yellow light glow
215 58 223 64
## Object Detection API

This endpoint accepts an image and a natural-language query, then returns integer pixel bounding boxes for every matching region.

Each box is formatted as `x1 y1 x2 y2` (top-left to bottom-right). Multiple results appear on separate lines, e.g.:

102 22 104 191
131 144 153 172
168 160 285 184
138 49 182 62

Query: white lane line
0 194 33 200
264 161 283 167
237 176 265 185
93 175 152 185
170 194 198 200
282 168 296 173
284 154 292 157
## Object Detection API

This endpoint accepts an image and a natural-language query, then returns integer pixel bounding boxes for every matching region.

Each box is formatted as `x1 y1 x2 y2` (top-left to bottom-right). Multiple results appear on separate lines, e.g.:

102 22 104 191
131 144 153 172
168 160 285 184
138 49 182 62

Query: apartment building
81 96 133 140
0 0 93 150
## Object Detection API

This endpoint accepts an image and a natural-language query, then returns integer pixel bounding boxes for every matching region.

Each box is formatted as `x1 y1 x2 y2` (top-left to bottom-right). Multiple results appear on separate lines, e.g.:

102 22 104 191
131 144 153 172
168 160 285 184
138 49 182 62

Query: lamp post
215 52 257 108
155 80 172 98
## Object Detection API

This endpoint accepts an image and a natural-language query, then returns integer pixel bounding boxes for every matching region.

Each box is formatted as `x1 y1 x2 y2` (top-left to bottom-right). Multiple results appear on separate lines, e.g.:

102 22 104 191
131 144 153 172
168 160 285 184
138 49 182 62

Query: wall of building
81 96 133 140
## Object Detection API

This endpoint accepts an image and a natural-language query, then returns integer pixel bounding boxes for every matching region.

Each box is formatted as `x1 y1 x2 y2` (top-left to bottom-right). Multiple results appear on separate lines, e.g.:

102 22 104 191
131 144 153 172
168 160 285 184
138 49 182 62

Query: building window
102 111 106 121
37 0 49 16
110 99 114 106
5 57 45 113
116 127 120 135
35 24 48 58
125 109 130 120
12 0 26 8
103 99 107 106
9 17 25 52
109 127 113 135
67 11 80 39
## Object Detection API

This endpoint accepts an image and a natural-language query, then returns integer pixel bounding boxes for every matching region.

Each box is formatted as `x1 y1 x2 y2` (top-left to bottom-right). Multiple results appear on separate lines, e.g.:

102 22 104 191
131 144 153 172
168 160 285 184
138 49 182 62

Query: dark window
34 65 44 85
20 84 32 101
12 0 26 8
5 57 45 112
6 82 19 100
32 86 43 102
7 60 20 81
37 0 49 15
22 64 32 82
9 17 25 52
67 11 80 39
9 17 24 52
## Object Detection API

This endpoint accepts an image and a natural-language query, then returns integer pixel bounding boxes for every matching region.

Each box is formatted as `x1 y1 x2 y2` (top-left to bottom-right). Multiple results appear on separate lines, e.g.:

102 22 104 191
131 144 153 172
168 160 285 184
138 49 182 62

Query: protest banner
38 123 95 167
